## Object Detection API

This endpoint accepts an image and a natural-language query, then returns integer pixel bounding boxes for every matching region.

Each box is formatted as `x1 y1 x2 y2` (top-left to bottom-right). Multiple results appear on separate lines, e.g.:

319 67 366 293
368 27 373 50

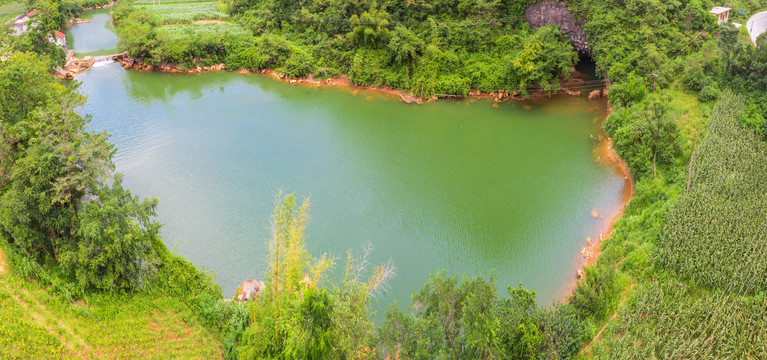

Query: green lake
71 12 630 312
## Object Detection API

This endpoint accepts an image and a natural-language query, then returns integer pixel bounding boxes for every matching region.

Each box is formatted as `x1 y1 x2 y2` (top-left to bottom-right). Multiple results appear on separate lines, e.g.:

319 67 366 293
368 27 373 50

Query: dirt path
579 281 637 356
194 19 227 24
0 246 6 275
2 281 92 354
0 247 91 354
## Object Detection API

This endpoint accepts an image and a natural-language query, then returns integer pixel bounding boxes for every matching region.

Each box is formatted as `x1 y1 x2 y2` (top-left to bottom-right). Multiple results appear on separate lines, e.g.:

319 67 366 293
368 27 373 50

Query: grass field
0 1 24 23
139 2 228 25
157 22 248 39
665 85 710 154
0 245 223 359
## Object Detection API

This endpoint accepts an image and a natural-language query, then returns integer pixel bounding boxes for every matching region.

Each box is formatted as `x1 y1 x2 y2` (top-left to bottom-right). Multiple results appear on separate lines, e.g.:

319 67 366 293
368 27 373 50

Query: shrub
698 83 720 103
62 174 160 292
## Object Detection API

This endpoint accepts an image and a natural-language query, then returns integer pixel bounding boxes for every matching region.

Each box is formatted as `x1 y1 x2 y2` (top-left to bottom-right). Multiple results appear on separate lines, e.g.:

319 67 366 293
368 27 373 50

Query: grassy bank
0 0 25 22
0 242 223 359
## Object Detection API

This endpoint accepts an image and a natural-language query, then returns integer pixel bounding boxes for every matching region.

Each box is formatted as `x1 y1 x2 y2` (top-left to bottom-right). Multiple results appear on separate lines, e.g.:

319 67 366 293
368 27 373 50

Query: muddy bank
559 104 635 302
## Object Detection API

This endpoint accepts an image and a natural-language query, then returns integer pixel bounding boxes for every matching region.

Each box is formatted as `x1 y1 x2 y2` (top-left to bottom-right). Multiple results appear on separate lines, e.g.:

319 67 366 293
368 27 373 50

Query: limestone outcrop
524 1 589 53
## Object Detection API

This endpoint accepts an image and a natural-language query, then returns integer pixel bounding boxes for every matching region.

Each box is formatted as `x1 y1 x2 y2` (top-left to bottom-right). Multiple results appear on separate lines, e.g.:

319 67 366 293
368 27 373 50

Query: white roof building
710 7 732 24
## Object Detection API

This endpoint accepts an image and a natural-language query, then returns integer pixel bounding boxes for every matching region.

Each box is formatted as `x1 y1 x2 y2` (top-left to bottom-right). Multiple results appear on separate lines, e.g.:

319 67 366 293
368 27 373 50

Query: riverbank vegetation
566 3 767 359
112 0 580 97
0 47 227 357
3 0 767 358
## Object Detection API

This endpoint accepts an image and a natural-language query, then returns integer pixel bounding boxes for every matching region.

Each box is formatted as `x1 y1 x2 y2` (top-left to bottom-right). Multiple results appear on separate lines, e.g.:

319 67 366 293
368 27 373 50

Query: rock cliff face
524 1 589 54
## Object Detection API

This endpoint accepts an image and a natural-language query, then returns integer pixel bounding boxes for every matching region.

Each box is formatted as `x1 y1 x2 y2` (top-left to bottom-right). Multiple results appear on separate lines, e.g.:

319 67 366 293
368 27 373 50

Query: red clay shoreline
107 52 604 104
558 101 635 303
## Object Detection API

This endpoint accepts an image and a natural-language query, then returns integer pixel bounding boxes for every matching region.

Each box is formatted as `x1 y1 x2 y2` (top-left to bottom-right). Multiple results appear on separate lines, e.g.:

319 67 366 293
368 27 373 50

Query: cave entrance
574 54 600 81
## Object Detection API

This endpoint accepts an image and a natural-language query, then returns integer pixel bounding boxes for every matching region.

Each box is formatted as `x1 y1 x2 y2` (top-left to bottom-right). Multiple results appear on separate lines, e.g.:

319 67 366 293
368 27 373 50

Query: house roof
25 9 38 17
710 7 731 15
54 30 65 39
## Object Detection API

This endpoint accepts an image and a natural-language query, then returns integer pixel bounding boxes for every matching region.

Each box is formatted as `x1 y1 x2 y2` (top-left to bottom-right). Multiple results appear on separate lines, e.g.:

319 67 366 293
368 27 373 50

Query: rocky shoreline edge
58 51 609 105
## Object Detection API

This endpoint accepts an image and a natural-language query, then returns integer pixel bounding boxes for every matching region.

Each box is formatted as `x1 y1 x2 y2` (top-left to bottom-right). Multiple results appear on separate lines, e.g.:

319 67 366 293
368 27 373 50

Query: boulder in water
235 279 265 302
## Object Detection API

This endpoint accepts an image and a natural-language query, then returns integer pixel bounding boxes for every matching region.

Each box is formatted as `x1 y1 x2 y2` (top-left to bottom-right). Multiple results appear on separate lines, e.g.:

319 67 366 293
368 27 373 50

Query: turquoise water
66 8 120 57
76 63 628 312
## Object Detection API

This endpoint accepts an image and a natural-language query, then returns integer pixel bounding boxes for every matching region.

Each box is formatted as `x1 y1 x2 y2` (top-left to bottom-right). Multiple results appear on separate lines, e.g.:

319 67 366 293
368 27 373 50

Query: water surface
77 63 629 311
66 8 120 57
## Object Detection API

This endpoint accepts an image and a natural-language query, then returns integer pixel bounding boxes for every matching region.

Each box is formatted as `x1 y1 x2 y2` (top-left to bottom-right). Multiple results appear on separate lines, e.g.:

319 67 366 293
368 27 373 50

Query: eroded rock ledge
525 1 589 53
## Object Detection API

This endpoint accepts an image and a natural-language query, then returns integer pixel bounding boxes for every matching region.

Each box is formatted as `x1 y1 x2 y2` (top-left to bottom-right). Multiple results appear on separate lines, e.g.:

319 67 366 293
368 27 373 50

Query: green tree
1 52 113 261
605 95 682 179
387 25 424 66
509 26 577 95
62 174 160 291
348 5 391 48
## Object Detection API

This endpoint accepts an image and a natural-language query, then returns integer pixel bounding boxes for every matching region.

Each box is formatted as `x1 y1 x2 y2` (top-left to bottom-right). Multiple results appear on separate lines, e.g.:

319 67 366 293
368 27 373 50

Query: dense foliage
379 274 591 359
114 0 580 96
718 25 767 138
569 0 716 83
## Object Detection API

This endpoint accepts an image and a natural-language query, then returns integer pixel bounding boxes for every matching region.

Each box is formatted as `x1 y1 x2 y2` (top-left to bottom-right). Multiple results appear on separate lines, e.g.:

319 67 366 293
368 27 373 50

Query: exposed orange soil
559 103 635 301
193 19 227 24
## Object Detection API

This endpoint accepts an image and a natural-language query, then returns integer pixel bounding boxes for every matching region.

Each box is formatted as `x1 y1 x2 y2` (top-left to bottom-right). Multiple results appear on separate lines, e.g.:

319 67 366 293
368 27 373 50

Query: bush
379 273 590 359
62 175 160 292
607 74 647 107
698 83 720 103
222 302 249 360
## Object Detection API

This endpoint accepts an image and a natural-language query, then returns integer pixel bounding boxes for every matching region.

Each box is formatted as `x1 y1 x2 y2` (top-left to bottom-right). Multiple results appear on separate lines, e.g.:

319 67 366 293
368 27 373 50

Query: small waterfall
94 55 114 63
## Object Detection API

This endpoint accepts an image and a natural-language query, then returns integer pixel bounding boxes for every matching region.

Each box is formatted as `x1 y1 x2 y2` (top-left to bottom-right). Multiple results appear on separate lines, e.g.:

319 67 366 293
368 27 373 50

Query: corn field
590 92 767 358
656 92 767 294
590 281 767 359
